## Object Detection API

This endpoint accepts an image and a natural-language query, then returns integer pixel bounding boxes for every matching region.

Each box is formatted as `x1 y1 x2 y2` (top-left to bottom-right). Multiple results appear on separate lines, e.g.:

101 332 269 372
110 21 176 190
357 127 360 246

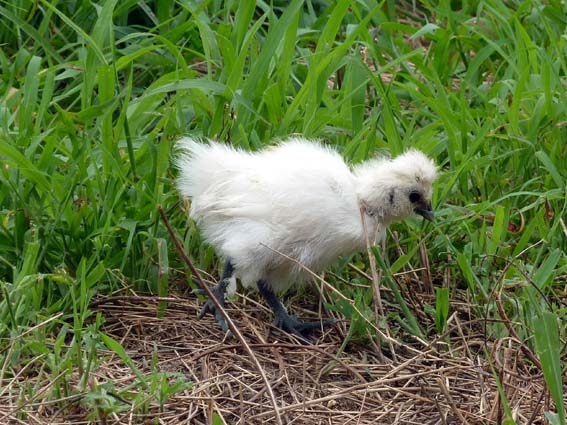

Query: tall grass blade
533 311 565 425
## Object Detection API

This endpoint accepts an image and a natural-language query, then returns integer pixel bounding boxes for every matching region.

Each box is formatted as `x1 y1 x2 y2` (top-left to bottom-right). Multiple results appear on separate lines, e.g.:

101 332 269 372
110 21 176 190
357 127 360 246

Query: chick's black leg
257 280 335 341
194 259 234 332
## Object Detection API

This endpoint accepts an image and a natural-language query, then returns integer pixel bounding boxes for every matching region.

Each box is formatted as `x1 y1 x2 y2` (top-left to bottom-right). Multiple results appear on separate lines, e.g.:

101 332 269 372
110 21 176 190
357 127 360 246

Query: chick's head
355 149 437 223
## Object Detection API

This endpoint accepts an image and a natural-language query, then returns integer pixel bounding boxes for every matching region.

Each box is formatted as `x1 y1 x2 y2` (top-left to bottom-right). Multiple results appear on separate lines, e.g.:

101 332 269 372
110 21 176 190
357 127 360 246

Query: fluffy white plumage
176 137 437 294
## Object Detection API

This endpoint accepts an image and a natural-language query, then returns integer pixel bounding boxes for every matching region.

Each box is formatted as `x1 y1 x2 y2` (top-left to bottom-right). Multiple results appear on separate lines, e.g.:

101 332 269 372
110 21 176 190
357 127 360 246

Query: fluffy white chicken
176 137 437 339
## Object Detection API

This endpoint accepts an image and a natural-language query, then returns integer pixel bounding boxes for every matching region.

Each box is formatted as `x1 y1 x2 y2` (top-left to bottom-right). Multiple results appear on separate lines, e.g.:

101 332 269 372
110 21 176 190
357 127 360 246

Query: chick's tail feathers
175 137 239 199
176 138 268 218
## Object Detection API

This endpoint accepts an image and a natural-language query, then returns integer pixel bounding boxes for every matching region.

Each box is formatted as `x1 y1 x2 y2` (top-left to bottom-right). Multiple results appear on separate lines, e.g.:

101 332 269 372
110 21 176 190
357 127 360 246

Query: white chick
176 137 437 339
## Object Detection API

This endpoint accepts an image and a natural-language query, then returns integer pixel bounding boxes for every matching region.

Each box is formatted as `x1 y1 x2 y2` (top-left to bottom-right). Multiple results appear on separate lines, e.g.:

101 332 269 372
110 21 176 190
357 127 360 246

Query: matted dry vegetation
1 290 551 425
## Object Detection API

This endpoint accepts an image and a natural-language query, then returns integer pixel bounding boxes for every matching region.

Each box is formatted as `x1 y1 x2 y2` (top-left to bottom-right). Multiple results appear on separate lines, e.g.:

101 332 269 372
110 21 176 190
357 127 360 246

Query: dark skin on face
409 190 435 221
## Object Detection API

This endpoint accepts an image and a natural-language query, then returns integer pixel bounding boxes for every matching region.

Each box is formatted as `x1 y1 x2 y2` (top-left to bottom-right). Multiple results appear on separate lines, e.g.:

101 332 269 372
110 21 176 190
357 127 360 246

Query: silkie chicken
176 137 437 340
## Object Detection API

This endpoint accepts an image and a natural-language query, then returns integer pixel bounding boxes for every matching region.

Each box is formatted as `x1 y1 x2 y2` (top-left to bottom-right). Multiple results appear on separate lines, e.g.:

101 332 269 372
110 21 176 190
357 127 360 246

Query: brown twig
360 208 385 353
437 376 471 425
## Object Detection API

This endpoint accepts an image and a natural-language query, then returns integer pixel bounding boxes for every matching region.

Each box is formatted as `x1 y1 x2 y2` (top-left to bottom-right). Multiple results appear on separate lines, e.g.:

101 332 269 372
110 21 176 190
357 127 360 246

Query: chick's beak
414 202 435 222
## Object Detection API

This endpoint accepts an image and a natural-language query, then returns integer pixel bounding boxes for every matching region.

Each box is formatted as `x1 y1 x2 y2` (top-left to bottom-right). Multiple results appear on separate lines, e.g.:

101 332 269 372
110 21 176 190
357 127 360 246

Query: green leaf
532 249 561 289
533 312 565 425
212 412 225 425
20 56 42 138
101 333 149 390
144 79 227 97
536 151 565 188
157 238 169 318
435 287 449 334
410 23 440 39
488 205 507 256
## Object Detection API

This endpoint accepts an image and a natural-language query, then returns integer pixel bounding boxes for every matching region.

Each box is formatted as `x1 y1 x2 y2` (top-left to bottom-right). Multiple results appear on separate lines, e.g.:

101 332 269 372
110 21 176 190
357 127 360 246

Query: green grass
0 0 566 422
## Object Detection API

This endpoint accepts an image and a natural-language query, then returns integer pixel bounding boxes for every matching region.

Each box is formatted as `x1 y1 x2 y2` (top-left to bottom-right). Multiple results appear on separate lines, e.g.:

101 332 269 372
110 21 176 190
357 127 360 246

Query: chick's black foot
257 279 336 342
274 311 336 339
194 284 229 332
193 259 235 333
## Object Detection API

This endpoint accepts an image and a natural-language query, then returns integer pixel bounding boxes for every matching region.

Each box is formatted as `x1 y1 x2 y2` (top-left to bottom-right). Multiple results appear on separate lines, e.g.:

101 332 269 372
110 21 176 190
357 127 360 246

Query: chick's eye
409 191 421 203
